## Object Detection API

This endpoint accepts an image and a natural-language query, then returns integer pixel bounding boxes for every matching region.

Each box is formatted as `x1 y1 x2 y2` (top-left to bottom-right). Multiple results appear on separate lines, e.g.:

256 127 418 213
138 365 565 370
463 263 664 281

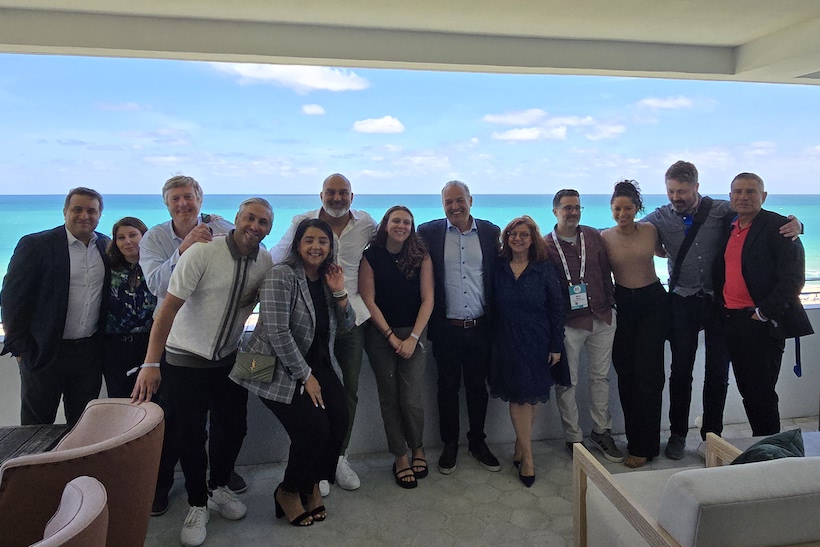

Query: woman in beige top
602 180 669 468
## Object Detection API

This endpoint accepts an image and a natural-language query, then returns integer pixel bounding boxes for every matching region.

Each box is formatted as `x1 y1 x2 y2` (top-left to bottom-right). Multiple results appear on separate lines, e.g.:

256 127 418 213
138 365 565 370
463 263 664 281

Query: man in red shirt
714 173 813 436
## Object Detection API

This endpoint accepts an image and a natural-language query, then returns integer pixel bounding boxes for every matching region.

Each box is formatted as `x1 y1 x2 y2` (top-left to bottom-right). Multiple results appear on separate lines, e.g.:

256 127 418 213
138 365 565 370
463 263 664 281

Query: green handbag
230 351 278 383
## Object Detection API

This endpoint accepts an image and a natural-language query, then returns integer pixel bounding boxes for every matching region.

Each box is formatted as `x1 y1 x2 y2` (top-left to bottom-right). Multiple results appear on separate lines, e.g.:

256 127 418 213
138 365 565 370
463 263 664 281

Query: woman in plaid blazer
234 219 355 527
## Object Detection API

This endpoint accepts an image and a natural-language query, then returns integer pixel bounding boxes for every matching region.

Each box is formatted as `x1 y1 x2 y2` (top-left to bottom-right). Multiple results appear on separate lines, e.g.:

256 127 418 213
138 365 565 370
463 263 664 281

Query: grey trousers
363 322 427 456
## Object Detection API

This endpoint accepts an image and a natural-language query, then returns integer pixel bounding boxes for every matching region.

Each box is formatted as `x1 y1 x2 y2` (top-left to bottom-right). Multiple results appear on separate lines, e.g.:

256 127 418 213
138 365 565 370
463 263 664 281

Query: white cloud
492 127 567 141
638 96 694 109
585 125 626 140
470 137 480 146
143 155 184 165
483 109 547 125
382 144 404 152
746 141 776 156
211 63 370 94
357 169 398 178
301 104 326 115
352 116 405 134
546 115 594 127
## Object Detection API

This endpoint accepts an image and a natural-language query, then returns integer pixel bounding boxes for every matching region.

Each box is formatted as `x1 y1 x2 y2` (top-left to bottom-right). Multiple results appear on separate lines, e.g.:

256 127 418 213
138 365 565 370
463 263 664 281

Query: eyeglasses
507 231 531 240
561 205 584 213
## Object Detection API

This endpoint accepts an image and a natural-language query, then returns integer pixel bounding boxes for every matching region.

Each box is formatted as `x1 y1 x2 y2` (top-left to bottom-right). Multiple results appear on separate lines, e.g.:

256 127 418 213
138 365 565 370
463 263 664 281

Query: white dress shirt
139 216 234 311
63 226 105 339
270 208 377 326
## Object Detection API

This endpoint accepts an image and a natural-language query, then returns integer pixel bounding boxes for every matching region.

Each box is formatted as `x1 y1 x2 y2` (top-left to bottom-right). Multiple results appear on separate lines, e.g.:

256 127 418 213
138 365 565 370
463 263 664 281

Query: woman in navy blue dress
490 215 567 486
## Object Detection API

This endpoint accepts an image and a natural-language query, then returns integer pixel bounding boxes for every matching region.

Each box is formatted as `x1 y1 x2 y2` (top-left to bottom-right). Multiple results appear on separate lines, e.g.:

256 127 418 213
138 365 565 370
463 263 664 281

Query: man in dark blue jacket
714 173 813 436
418 180 501 475
1 187 110 426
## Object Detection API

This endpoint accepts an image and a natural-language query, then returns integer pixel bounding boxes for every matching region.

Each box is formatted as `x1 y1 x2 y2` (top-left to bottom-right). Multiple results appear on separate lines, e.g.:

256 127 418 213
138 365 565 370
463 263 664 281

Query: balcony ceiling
1 0 820 84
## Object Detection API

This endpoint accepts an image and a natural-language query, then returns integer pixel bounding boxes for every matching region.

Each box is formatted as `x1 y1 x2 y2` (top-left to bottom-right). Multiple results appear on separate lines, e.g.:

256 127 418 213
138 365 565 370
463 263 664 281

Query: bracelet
409 332 420 341
332 289 348 299
384 329 394 339
126 363 160 376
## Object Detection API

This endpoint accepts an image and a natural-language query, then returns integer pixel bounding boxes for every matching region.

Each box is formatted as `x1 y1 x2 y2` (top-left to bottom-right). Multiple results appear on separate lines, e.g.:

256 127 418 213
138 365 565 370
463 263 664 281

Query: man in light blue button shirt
418 181 502 475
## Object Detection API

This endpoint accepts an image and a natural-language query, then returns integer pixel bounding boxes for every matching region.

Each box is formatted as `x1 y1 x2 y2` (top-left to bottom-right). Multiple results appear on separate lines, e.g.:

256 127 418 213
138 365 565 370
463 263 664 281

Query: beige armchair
0 399 163 547
30 476 108 547
573 433 820 547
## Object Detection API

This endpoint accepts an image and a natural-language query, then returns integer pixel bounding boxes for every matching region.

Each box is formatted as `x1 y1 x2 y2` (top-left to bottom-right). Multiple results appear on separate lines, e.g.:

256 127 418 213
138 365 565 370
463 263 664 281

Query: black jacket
714 209 813 339
1 226 111 370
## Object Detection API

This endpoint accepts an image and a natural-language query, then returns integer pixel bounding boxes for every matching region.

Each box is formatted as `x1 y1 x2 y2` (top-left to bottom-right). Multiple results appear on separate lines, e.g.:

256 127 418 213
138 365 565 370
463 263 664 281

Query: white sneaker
207 486 247 520
180 506 209 547
335 455 361 490
319 480 331 497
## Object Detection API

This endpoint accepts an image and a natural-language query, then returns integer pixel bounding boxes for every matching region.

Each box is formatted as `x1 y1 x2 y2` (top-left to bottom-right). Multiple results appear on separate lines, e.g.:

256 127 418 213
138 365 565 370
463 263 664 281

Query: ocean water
1 194 819 285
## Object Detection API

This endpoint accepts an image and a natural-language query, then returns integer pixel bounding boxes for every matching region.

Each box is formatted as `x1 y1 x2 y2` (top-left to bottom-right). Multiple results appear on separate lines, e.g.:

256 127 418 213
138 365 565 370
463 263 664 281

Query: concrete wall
2 307 819 465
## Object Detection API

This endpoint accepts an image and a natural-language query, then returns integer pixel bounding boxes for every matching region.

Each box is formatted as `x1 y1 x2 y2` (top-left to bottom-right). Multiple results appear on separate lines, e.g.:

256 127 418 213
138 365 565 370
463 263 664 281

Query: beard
323 204 350 218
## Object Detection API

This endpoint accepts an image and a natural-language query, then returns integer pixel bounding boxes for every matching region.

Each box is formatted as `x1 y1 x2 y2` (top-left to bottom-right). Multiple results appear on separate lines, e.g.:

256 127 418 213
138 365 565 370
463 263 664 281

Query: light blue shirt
444 217 486 320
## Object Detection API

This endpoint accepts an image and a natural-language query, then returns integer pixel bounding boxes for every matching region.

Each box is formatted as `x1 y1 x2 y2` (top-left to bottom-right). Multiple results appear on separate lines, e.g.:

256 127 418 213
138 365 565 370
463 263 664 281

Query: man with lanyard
643 161 802 459
270 173 377 495
545 189 623 462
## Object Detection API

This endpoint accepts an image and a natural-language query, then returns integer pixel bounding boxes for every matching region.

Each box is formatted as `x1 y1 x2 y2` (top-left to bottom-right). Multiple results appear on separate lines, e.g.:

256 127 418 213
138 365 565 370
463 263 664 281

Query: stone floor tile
497 489 538 510
510 507 553 531
442 514 487 541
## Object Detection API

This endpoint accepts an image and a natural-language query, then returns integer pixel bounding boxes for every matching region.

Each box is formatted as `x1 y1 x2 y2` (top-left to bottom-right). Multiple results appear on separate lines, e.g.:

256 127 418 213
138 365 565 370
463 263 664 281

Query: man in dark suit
418 180 501 475
714 172 813 436
1 187 110 426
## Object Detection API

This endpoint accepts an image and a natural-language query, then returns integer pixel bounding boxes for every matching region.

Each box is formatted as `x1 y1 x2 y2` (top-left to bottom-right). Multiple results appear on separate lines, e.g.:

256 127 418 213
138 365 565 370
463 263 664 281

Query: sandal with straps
393 463 417 489
411 457 429 479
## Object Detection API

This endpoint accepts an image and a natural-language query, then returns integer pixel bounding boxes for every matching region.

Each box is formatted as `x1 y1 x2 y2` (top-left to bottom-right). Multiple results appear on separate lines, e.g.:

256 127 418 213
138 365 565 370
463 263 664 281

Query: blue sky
1 53 819 195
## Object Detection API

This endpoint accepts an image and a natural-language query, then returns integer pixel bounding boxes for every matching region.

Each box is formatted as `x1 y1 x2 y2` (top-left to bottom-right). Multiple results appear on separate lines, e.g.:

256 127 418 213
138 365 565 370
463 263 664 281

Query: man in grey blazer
418 180 501 475
1 187 109 426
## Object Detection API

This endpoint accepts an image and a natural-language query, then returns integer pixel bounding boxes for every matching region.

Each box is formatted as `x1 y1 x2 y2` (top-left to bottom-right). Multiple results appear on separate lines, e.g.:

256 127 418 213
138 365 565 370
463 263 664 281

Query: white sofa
573 433 820 547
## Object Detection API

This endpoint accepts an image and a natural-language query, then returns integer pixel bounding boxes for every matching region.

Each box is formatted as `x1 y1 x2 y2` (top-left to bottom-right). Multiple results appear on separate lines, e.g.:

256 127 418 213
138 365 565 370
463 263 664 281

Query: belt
447 316 485 329
60 336 94 346
106 332 149 343
724 307 756 316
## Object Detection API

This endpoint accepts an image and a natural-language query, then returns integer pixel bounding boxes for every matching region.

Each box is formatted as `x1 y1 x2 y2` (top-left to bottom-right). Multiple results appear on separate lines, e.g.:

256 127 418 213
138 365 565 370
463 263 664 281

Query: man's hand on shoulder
779 215 803 241
178 223 214 255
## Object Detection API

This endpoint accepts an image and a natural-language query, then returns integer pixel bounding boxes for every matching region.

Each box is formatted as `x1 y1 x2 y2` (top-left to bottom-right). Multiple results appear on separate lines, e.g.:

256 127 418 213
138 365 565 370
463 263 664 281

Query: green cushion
732 429 805 465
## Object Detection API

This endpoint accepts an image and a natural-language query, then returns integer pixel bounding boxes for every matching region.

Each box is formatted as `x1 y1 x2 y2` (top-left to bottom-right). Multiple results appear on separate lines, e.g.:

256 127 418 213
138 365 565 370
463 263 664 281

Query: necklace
510 261 528 272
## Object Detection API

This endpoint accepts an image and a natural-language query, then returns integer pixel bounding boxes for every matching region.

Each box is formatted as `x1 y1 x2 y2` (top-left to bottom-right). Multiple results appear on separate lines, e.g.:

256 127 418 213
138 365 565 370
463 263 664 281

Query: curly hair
610 179 644 213
500 215 549 262
372 205 428 279
107 217 148 270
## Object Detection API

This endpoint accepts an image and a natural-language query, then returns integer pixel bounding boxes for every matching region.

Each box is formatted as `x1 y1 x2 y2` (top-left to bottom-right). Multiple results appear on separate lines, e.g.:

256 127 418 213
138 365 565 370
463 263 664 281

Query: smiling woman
102 216 156 398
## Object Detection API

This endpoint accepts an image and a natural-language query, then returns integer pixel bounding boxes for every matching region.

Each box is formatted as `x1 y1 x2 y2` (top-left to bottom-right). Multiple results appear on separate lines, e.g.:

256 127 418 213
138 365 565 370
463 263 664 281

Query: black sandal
275 485 313 527
411 457 429 479
393 463 417 489
309 505 327 522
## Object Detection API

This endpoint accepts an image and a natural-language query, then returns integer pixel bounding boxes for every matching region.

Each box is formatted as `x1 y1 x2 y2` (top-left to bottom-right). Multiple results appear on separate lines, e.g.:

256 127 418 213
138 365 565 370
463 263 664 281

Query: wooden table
0 424 69 465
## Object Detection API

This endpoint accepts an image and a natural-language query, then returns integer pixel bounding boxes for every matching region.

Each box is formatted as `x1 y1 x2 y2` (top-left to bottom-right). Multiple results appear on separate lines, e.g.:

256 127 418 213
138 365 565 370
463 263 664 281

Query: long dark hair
285 218 336 275
107 217 148 270
500 215 549 262
372 205 428 279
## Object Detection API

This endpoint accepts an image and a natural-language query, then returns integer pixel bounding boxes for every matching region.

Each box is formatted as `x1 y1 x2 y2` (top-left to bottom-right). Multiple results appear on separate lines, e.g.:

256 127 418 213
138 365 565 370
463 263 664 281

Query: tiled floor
145 415 819 547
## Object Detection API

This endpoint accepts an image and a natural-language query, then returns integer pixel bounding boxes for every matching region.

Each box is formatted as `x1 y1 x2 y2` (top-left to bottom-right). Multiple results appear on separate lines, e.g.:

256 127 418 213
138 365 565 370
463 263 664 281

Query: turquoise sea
1 194 819 288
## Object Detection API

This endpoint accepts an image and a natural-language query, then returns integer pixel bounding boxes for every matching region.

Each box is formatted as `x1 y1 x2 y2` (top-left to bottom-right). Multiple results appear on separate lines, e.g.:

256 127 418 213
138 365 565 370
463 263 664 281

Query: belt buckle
463 319 476 329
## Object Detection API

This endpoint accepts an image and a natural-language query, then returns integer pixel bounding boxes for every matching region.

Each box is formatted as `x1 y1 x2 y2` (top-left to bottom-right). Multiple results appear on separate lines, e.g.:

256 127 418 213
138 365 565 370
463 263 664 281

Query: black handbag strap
669 196 713 292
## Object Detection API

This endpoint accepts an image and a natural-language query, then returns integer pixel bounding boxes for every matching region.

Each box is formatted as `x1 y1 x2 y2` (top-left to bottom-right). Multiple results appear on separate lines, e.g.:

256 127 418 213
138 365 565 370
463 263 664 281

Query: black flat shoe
274 485 313 526
393 463 418 489
518 471 535 488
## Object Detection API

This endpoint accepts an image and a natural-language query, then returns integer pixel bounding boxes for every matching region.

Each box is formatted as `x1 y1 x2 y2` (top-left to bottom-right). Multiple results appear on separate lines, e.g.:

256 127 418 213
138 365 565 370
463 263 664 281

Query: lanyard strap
551 230 585 284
